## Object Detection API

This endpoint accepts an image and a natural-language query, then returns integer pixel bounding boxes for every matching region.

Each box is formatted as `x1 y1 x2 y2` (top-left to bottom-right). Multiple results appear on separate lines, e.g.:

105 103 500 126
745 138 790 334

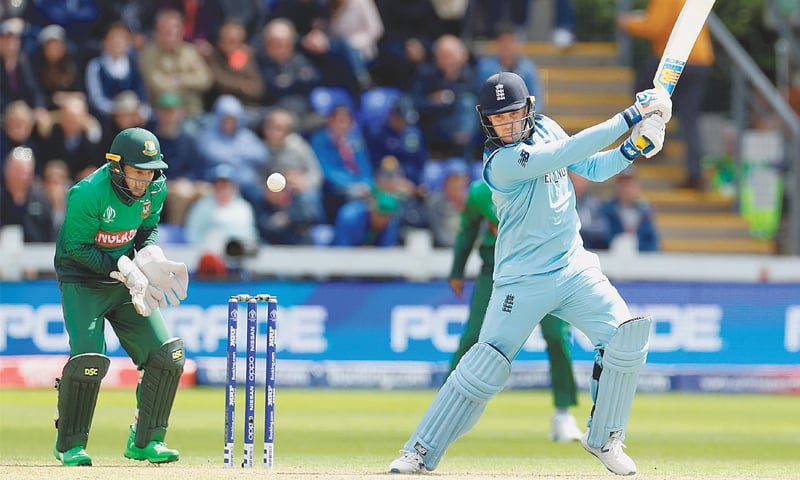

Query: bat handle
634 135 650 151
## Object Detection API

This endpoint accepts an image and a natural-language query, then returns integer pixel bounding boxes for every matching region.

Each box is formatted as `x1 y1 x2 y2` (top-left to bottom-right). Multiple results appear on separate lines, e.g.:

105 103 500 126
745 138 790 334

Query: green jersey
449 180 497 279
54 164 167 283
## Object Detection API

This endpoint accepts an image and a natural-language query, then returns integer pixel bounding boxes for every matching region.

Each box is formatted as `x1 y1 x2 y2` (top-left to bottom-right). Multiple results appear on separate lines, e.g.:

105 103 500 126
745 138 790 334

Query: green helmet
105 127 168 169
105 128 167 205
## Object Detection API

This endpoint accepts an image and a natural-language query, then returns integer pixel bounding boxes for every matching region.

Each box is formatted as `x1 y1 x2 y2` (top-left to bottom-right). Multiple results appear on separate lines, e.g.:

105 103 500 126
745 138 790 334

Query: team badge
141 200 151 218
495 83 505 101
142 140 158 157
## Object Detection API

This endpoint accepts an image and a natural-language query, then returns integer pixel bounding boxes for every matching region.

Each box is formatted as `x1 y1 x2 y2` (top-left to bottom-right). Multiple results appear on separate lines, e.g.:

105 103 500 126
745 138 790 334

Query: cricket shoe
581 430 636 476
388 449 427 474
54 442 92 466
550 411 583 442
124 427 180 464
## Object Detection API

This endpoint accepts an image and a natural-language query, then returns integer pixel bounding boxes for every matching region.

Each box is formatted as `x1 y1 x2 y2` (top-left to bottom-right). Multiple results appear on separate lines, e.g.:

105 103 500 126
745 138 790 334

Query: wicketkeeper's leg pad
135 338 185 448
405 342 511 470
586 316 651 449
55 353 110 452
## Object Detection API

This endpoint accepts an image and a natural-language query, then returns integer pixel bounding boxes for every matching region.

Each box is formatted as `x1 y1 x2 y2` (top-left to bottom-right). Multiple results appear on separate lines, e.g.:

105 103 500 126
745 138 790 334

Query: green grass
1 387 799 479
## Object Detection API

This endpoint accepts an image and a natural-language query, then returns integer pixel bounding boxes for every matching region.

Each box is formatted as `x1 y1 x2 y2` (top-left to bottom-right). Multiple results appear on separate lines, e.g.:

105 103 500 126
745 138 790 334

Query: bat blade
653 0 716 95
635 0 716 150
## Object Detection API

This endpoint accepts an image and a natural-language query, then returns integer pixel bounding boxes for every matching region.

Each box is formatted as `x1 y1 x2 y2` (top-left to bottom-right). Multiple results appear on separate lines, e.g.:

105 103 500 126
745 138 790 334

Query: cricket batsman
53 127 189 466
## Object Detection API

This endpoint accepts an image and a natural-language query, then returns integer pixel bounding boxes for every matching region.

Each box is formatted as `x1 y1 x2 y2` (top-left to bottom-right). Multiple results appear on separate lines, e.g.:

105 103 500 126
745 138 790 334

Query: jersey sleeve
485 114 631 189
60 185 118 275
449 183 485 279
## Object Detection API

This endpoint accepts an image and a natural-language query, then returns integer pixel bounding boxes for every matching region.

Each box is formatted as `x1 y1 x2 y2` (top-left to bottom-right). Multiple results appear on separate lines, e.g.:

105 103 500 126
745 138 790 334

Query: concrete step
656 212 751 238
474 41 620 67
540 67 633 94
545 93 630 116
661 237 776 254
643 189 737 213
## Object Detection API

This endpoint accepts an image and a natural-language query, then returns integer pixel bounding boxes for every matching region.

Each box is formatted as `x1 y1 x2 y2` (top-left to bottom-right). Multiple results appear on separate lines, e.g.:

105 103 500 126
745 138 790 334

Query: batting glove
620 115 667 160
622 88 672 127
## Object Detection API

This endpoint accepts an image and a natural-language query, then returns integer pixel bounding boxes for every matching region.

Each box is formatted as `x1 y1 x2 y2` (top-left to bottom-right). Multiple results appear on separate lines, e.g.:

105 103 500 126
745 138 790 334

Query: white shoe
550 411 583 442
581 430 636 476
389 450 427 474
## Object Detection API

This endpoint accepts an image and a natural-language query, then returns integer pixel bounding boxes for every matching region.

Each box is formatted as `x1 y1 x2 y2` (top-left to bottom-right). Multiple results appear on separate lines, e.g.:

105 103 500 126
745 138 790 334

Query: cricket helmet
476 71 536 147
105 127 167 203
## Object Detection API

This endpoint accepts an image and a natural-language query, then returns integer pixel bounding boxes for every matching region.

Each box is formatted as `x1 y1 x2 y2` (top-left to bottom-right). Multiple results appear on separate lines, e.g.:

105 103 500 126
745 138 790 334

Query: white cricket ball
266 172 286 192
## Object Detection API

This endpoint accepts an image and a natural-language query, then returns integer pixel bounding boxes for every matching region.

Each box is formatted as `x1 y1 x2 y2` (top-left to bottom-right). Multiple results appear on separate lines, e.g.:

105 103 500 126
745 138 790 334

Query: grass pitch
1 387 798 479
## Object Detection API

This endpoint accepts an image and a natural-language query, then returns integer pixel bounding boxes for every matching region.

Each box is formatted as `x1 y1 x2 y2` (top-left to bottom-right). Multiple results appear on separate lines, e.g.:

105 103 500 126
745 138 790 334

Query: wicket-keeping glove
134 245 189 307
110 255 155 316
621 88 672 127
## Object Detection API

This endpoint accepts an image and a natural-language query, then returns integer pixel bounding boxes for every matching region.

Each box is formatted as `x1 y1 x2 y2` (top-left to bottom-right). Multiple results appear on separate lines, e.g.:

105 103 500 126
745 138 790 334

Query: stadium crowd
1 0 656 266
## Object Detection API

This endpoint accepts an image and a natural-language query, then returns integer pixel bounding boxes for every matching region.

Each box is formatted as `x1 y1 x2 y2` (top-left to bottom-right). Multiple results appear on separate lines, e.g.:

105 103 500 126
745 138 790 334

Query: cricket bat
635 0 716 149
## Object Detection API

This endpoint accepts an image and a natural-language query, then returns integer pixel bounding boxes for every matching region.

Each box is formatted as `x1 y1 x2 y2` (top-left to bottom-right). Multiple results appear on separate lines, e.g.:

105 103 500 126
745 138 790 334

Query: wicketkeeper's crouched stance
53 127 190 466
390 72 670 476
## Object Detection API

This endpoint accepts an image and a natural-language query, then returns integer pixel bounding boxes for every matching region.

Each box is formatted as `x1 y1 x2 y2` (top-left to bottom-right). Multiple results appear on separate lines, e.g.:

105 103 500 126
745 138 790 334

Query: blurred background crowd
1 0 661 264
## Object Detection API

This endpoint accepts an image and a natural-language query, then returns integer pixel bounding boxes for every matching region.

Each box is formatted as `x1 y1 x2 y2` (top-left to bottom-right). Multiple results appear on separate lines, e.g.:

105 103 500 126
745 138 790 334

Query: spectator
0 18 46 114
310 102 374 222
260 107 324 210
600 167 660 252
32 25 84 110
424 158 470 247
374 154 426 230
1 100 42 172
270 0 372 95
329 0 384 64
618 0 714 190
138 8 213 118
256 18 322 120
152 91 206 225
184 163 259 251
569 170 609 250
84 22 150 127
331 190 402 246
41 158 72 234
0 146 54 242
202 18 264 111
364 95 427 187
37 94 103 182
552 0 577 48
251 173 326 245
93 0 160 50
100 90 152 151
474 25 543 111
197 95 269 204
371 0 442 89
409 34 478 158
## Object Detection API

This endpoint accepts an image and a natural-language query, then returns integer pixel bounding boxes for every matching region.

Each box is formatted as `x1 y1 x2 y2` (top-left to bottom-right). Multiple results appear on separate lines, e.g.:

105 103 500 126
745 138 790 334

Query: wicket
224 294 277 469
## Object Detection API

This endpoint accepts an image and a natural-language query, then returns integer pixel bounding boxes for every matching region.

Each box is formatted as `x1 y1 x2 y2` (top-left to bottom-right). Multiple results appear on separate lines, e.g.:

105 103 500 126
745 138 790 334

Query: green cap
105 127 168 170
156 91 182 109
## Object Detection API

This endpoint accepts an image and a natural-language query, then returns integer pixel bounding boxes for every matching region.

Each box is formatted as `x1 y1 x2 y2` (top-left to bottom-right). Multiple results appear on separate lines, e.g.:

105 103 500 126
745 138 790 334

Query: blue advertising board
1 280 799 392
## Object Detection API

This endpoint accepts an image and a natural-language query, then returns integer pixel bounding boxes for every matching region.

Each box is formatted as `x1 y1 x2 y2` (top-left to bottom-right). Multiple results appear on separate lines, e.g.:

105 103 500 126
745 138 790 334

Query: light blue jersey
483 113 632 278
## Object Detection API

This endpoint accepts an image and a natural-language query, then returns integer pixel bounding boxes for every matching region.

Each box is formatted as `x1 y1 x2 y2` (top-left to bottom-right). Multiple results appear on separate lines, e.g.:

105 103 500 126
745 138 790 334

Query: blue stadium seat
310 86 355 117
359 86 402 126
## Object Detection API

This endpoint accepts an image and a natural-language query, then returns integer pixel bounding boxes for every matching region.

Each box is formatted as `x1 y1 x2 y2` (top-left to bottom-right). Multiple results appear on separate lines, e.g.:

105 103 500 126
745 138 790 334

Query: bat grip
634 135 649 151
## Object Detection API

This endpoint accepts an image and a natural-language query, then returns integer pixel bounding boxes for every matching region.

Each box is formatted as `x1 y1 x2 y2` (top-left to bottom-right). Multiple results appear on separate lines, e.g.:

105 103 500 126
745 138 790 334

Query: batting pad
135 338 185 447
56 353 110 452
586 316 651 449
404 342 510 470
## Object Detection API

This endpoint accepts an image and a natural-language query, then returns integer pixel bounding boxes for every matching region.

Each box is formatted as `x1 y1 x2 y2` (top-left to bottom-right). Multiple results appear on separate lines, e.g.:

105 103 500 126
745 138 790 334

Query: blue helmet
476 71 536 147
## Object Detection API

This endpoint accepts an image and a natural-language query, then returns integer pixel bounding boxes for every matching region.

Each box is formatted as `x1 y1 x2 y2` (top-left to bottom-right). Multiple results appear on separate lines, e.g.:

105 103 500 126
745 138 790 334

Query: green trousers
59 282 171 367
448 269 578 408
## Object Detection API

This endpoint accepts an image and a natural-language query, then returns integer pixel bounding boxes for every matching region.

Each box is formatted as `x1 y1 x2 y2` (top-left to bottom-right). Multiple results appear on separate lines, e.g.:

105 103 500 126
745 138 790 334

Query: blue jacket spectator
310 103 373 221
600 168 660 252
364 95 427 186
332 191 402 247
85 22 150 126
0 18 46 112
197 95 269 205
474 27 543 111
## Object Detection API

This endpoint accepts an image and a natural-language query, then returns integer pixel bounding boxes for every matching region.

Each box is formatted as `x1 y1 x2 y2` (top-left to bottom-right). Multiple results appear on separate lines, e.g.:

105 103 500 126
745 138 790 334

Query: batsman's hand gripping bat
635 0 716 150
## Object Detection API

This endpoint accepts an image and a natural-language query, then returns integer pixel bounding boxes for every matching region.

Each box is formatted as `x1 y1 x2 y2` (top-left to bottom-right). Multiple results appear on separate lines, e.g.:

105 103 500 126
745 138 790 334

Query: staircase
474 41 777 255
